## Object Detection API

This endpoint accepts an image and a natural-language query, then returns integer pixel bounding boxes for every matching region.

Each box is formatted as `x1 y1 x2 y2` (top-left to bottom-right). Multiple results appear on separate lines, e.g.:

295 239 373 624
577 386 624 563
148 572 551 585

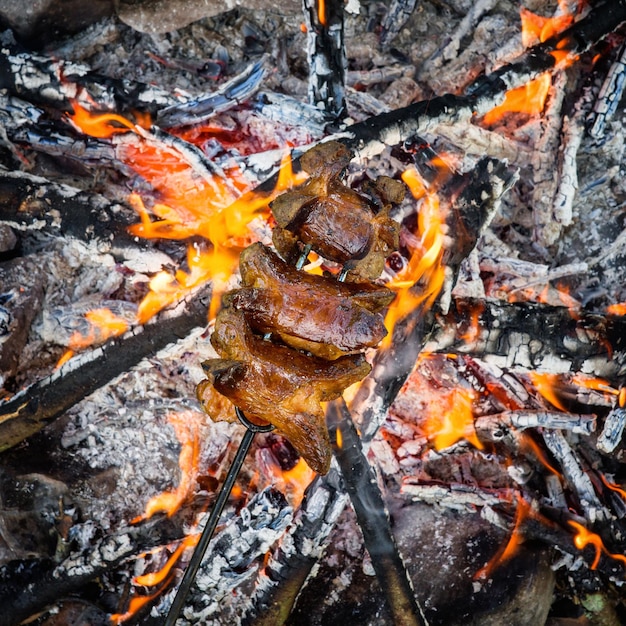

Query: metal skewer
164 408 273 626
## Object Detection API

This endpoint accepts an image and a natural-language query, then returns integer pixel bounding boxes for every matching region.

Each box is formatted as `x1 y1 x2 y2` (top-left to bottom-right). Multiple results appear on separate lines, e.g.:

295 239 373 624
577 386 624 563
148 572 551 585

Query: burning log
0 283 211 452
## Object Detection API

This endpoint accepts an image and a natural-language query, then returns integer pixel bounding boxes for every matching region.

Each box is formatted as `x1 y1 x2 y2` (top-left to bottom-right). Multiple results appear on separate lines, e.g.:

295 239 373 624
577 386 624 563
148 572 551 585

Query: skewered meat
225 242 394 358
197 306 370 473
196 141 405 475
270 141 404 280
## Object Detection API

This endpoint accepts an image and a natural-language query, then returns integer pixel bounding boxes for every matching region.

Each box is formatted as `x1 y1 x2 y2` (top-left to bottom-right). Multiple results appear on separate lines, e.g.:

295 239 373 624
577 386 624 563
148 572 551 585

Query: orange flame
520 3 576 48
68 102 146 137
68 103 305 324
568 520 626 570
423 387 483 451
607 302 626 316
68 308 129 350
482 73 552 126
459 301 484 344
317 0 327 26
519 432 561 476
134 534 199 587
528 372 569 412
600 474 626 501
55 308 130 367
282 458 316 508
110 592 162 624
384 166 447 341
132 411 201 523
475 495 533 579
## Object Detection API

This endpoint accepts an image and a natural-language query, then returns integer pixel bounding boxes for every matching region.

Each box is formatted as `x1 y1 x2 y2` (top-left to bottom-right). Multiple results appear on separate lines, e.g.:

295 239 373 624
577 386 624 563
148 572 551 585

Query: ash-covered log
0 284 211 452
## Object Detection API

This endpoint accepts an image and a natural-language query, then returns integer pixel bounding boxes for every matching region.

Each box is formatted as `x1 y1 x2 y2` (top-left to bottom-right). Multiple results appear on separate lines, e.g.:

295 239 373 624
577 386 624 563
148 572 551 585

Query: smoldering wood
0 487 292 626
0 284 211 452
338 0 626 160
155 60 266 128
0 33 183 114
597 407 626 454
588 40 626 139
326 398 427 626
474 411 597 442
242 471 350 626
303 0 346 119
541 429 609 524
0 169 138 248
0 516 183 626
379 0 418 50
400 483 515 512
433 296 626 376
151 487 293 626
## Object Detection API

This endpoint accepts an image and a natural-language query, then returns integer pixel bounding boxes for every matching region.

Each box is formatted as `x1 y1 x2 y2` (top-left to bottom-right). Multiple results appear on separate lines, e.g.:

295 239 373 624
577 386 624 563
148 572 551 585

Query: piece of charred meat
196 141 405 475
197 307 370 473
271 141 404 281
225 242 394 358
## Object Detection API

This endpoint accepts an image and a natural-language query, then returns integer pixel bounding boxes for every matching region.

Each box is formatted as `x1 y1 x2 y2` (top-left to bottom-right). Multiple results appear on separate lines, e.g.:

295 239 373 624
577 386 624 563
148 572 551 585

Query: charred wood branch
588 40 626 139
0 284 211 452
0 169 138 249
597 407 626 453
242 471 350 626
0 516 183 626
326 398 427 626
433 296 626 377
0 33 182 114
156 487 292 626
336 0 626 159
0 33 265 122
0 487 291 626
541 430 609 524
401 482 516 513
303 0 347 119
380 0 419 50
475 411 597 444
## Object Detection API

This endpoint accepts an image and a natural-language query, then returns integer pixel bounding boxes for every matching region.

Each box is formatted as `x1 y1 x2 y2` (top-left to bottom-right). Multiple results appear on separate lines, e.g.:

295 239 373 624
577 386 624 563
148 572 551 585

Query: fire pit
1 1 626 624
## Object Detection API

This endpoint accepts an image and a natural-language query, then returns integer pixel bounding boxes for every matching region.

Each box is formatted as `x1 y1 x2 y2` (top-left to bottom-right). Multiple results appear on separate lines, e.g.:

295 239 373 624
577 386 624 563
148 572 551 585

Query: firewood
0 283 212 452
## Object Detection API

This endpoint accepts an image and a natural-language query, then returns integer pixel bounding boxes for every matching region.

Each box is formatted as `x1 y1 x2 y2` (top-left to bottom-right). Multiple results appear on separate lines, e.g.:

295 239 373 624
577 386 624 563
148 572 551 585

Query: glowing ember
423 387 483 451
384 165 447 341
281 458 316 508
568 520 626 570
607 302 626 316
132 411 201 523
482 73 552 126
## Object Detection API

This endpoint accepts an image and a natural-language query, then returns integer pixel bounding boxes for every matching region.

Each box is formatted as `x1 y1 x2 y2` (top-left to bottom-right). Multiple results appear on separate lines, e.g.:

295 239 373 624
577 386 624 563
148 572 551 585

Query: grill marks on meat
196 142 404 474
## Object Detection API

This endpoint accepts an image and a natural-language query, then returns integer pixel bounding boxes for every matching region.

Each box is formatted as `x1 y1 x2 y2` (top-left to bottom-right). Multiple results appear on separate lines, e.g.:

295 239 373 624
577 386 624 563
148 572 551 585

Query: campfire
1 0 626 624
